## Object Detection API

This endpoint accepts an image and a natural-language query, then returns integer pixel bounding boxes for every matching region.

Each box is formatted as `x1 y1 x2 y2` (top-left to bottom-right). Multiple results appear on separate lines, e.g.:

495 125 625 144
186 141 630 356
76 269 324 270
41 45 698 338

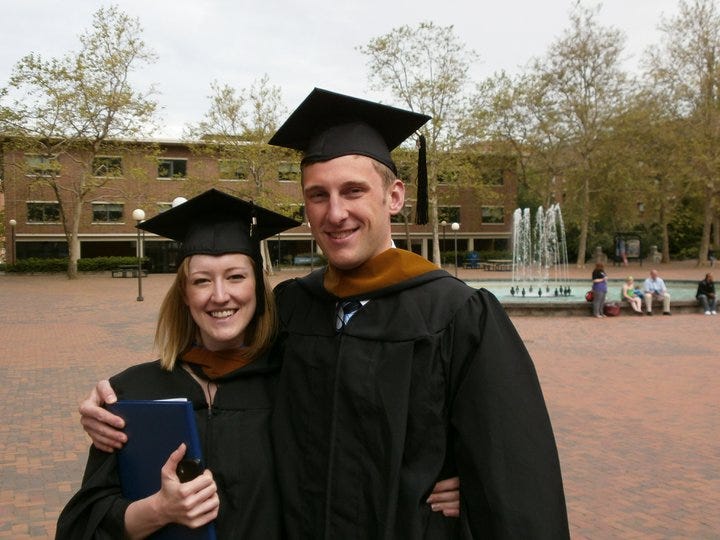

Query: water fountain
510 204 572 298
465 203 699 314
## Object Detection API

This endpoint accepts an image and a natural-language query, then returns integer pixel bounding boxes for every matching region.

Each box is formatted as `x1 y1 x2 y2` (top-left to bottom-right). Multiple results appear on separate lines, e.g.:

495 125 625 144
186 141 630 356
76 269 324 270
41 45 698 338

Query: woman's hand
427 476 460 517
154 444 219 527
124 444 219 539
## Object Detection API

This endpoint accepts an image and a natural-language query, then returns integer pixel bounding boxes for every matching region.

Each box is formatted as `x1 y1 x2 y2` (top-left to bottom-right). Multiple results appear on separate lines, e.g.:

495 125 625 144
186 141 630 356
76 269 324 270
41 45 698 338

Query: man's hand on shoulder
79 379 127 452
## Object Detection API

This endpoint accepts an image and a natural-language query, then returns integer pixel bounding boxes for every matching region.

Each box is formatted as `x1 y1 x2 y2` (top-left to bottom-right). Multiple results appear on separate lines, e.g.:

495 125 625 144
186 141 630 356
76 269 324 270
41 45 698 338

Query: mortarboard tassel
415 134 428 225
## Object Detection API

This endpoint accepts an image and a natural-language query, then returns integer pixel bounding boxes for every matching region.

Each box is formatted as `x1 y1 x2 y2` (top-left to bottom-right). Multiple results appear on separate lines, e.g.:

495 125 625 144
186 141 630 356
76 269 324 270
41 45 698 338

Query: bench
484 259 513 271
463 252 480 269
112 265 148 278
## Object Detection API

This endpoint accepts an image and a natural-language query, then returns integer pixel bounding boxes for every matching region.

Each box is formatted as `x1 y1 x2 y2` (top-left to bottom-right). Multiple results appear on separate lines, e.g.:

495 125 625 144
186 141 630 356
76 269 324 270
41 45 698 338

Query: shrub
4 256 147 273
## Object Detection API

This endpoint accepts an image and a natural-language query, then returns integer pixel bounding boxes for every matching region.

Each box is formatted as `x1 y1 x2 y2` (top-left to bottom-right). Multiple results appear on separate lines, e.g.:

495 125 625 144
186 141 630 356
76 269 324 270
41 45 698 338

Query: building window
278 161 300 182
156 202 173 213
391 205 413 224
481 206 504 224
92 156 123 177
396 164 414 182
279 204 305 223
27 202 61 223
437 170 458 184
438 206 461 223
25 154 60 176
158 158 187 179
219 159 249 181
92 202 124 223
481 169 504 185
290 204 305 222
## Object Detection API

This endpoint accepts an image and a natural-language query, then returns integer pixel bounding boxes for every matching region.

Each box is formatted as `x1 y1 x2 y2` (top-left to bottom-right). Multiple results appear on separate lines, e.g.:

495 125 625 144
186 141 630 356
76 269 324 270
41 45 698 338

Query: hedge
3 256 147 273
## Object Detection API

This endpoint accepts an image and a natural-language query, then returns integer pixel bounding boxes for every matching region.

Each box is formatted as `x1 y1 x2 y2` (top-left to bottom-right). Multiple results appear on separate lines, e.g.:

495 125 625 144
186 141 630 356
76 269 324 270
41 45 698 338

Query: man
266 88 567 538
643 268 671 315
696 272 717 315
81 89 568 538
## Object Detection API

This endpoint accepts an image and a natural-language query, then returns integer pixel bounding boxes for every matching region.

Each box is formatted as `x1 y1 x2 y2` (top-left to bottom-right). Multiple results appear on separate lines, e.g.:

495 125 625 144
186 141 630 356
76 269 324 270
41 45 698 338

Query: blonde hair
154 257 277 370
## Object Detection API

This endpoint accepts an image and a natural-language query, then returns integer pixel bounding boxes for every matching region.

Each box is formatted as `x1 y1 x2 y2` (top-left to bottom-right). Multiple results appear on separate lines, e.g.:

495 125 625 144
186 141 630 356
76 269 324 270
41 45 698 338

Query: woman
58 189 459 539
591 262 608 318
696 272 717 314
57 189 299 539
621 276 643 314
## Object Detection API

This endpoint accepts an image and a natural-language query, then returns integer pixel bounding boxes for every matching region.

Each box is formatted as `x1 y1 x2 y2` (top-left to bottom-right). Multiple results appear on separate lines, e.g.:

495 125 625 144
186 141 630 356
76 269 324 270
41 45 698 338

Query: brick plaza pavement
0 262 718 538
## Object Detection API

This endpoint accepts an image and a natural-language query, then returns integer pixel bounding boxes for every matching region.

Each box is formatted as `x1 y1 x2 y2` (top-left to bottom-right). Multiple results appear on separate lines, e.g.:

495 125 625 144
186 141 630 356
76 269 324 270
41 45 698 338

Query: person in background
621 276 643 314
643 268 672 315
58 189 300 539
696 272 717 315
591 262 609 318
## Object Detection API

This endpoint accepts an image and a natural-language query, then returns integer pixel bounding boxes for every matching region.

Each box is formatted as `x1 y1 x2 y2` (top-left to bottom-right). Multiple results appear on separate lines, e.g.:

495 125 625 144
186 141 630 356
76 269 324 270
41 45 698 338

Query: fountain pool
464 279 700 316
467 279 699 303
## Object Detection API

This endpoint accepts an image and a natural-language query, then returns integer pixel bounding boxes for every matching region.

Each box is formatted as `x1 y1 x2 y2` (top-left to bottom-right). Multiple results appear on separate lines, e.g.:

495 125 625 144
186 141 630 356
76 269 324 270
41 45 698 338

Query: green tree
465 71 571 211
644 0 720 266
185 75 293 273
358 21 478 265
185 75 288 203
527 3 629 266
0 5 157 278
468 4 630 266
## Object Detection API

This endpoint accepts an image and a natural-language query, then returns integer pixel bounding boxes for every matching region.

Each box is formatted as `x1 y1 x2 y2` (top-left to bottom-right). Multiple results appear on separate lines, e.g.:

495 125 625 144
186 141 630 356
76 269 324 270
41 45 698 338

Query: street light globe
451 222 460 231
9 219 17 227
440 220 448 227
172 196 188 208
132 208 146 221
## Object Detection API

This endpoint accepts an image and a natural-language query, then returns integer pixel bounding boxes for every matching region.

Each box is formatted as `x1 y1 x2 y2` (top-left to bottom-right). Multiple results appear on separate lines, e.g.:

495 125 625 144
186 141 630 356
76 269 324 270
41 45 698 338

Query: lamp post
8 219 17 266
132 208 146 302
451 222 460 277
440 220 447 267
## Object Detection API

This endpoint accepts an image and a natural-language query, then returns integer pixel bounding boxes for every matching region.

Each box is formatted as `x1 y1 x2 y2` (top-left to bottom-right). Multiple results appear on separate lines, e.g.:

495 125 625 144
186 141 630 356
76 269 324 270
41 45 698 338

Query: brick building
1 138 516 270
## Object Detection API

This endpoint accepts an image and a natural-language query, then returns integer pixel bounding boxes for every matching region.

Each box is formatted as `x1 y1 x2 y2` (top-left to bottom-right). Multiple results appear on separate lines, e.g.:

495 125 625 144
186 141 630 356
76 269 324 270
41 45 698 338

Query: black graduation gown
56 354 283 540
272 268 569 539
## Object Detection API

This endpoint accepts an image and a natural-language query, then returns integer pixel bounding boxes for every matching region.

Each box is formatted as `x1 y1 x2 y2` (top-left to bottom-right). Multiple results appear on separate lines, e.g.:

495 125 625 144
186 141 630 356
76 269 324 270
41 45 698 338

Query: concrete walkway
0 261 717 538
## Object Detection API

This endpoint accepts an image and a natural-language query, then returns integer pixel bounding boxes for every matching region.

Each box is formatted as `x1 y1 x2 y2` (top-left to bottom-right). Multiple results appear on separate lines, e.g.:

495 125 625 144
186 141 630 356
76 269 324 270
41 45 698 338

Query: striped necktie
336 300 362 332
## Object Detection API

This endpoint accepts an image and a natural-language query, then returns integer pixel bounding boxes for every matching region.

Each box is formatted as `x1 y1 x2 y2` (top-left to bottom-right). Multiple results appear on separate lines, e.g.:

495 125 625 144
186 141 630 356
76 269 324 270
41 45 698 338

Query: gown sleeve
449 290 569 539
55 445 131 540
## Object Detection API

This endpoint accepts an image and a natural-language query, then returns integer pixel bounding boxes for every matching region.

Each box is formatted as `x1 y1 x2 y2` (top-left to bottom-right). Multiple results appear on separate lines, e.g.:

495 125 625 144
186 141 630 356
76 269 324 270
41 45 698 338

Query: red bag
585 290 594 302
604 303 621 317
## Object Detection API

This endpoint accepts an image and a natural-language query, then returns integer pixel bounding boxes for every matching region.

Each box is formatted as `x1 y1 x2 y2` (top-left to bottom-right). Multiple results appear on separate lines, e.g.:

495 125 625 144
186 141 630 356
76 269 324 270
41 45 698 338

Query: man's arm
79 380 127 452
451 291 569 538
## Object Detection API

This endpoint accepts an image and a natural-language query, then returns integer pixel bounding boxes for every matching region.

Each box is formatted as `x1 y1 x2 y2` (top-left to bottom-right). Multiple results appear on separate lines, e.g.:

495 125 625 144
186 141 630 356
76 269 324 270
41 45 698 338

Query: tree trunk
67 235 80 279
575 176 590 267
429 163 441 267
660 203 671 264
697 184 714 267
66 199 83 280
261 239 274 276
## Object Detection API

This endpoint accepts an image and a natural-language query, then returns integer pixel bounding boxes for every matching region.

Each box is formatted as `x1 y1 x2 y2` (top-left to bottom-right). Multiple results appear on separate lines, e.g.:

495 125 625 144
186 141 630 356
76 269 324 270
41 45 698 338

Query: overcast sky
1 0 683 138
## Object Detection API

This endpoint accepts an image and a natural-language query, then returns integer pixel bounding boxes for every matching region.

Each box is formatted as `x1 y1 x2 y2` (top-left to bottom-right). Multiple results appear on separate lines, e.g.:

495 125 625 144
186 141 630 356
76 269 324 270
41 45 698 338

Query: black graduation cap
268 88 431 224
138 188 300 261
138 188 301 313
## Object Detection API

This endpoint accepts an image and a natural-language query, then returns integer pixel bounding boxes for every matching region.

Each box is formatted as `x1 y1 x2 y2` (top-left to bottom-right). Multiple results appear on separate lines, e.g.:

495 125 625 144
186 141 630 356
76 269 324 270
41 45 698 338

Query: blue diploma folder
107 399 217 540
